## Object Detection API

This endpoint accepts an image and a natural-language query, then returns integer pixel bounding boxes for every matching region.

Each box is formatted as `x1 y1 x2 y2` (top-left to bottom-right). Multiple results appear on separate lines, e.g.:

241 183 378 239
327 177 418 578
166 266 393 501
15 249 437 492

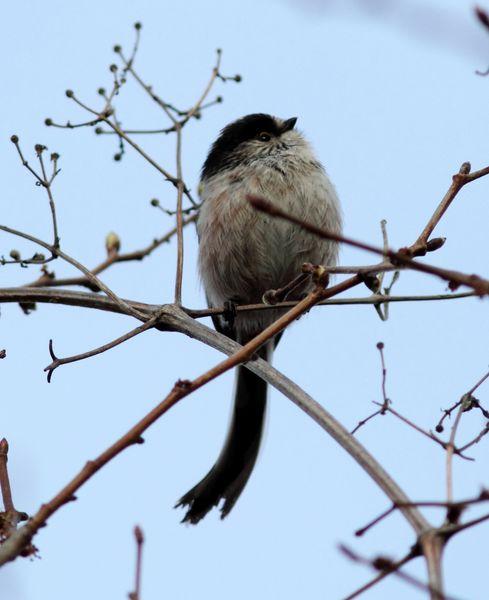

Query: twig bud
372 556 394 571
9 249 21 260
113 44 122 53
234 74 242 82
45 118 53 126
34 144 46 155
65 89 74 98
475 6 489 30
134 525 144 543
362 273 381 293
150 198 160 207
97 87 106 96
426 237 446 253
376 342 384 350
134 22 142 30
10 134 19 143
0 349 5 359
109 64 118 73
105 231 121 255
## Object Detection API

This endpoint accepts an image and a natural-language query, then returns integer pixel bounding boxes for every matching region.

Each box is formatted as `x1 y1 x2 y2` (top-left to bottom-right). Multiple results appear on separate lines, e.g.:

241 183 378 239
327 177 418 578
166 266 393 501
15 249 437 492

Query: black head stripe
202 113 281 179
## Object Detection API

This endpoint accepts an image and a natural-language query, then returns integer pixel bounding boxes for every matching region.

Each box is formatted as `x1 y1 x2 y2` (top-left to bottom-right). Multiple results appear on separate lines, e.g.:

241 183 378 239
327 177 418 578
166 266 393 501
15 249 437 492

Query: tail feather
176 345 270 524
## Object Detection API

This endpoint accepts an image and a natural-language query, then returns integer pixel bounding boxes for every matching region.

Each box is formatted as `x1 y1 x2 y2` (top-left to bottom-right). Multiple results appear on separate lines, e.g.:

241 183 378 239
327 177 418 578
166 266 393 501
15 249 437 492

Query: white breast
197 142 342 339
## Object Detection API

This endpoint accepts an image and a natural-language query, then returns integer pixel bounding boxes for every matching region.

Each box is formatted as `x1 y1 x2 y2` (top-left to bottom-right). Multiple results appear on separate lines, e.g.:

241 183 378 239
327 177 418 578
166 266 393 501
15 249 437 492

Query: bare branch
247 179 489 296
339 544 454 600
23 213 197 292
0 224 146 320
44 315 160 382
446 368 489 503
0 291 430 563
128 525 144 600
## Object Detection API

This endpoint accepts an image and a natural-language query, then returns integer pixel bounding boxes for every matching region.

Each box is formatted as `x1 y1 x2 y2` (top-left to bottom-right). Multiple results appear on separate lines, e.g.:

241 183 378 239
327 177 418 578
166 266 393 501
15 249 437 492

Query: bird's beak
282 117 297 132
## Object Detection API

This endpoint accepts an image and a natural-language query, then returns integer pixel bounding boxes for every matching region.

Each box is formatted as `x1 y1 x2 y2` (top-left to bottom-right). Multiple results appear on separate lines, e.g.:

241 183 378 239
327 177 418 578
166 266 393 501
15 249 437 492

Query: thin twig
339 544 457 600
248 184 489 296
44 314 161 382
373 403 472 460
0 223 146 320
342 550 417 600
0 439 29 545
446 369 489 503
187 290 475 318
458 423 489 452
128 525 144 600
355 491 489 537
23 213 197 292
10 137 60 251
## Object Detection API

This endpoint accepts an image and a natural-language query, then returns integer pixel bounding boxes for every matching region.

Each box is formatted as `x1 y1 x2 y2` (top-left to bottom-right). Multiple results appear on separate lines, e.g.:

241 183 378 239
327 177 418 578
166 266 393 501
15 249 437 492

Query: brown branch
44 315 160 382
2 279 348 562
114 46 227 303
351 341 390 434
174 134 184 304
356 490 489 537
128 525 144 600
419 533 445 600
350 409 384 435
446 369 489 503
0 280 431 563
343 550 417 599
9 136 60 253
373 403 473 461
339 544 455 600
247 162 489 296
187 290 475 318
458 423 489 452
0 440 31 555
0 287 475 325
410 162 471 254
352 343 471 461
262 272 311 305
442 511 489 538
23 213 197 292
445 401 467 504
0 224 146 320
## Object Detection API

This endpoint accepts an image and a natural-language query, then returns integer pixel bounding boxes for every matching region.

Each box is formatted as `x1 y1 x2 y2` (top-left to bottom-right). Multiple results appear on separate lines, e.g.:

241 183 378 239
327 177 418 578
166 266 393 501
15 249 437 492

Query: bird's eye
257 132 272 142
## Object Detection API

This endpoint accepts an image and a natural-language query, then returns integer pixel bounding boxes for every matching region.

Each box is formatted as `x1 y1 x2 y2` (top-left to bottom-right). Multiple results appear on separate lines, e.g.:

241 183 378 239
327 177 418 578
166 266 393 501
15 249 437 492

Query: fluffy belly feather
197 160 341 339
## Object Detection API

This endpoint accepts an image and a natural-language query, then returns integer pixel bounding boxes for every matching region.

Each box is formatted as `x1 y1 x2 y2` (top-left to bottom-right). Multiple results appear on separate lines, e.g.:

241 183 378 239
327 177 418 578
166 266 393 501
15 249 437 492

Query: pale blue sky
2 1 489 599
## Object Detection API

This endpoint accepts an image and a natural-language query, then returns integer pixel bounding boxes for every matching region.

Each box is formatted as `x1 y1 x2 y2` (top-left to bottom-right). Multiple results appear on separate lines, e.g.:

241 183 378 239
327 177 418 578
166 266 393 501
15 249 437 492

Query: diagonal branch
0 289 430 564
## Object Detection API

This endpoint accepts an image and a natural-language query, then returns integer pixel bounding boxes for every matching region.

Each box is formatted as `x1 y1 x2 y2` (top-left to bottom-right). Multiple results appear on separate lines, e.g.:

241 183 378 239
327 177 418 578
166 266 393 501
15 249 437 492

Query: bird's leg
223 299 238 330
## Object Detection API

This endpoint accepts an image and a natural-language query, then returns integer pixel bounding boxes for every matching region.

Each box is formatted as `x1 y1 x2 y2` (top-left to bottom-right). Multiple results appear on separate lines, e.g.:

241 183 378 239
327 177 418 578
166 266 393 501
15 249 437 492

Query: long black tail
176 346 269 524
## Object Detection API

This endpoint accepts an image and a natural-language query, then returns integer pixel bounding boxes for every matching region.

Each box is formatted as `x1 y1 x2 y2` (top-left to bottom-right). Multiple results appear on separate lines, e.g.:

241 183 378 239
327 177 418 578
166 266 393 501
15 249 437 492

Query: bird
176 113 342 524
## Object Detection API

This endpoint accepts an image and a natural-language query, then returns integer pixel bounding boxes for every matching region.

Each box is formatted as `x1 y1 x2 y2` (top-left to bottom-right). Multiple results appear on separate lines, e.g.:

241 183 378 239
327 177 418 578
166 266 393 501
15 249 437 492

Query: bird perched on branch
176 113 341 523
